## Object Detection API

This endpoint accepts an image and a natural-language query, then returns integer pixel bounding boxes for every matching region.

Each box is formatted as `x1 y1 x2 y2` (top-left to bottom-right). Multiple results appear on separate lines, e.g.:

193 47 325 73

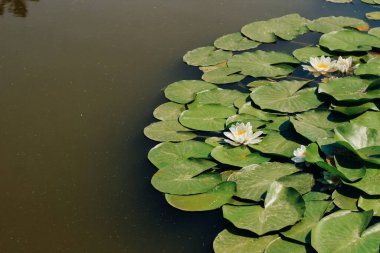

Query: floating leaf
179 104 236 131
143 120 196 142
225 114 266 129
345 168 380 195
214 32 261 51
251 80 323 113
292 46 332 62
277 173 315 195
290 110 341 142
188 88 247 109
335 155 366 182
355 57 380 76
153 102 185 121
358 196 380 216
331 102 379 115
148 141 216 170
228 50 299 78
165 182 236 211
319 30 380 52
183 46 232 66
332 188 359 211
308 16 369 33
151 164 222 195
265 237 308 253
247 80 276 88
351 111 380 130
249 131 302 158
282 199 330 243
223 182 305 235
369 27 380 37
318 77 380 102
241 14 309 43
311 210 380 253
211 146 270 167
201 67 245 84
239 102 278 121
213 230 278 253
228 162 300 201
366 11 380 20
335 123 380 165
326 0 352 3
164 80 217 104
303 192 331 201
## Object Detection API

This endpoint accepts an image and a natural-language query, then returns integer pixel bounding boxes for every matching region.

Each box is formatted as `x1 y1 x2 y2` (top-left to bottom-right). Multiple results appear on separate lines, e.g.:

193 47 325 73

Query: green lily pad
201 67 245 84
292 46 332 62
151 164 222 195
183 46 232 67
303 192 331 201
311 210 380 253
358 196 380 216
247 80 276 88
308 16 369 34
165 181 236 211
290 110 341 142
332 188 359 211
277 173 315 195
265 238 308 253
335 155 366 182
361 0 378 4
143 120 196 142
369 27 380 37
179 104 236 131
228 50 299 78
153 102 185 121
225 114 266 129
147 141 216 170
223 182 305 235
188 88 247 109
318 77 380 102
214 32 261 51
319 29 380 52
239 102 278 121
282 199 330 243
211 146 270 167
366 11 380 20
164 80 217 104
241 13 309 43
351 111 380 130
355 57 380 76
331 102 379 116
205 137 223 147
335 123 380 165
249 131 302 158
227 162 300 201
345 168 380 195
213 230 278 253
251 80 323 113
326 0 352 3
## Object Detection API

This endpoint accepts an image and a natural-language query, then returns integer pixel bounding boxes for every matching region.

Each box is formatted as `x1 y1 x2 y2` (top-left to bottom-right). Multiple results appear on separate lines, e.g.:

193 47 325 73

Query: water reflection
0 0 38 17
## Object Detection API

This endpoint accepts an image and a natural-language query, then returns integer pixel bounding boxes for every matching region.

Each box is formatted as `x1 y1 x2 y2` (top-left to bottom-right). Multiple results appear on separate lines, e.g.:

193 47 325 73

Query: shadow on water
0 0 38 17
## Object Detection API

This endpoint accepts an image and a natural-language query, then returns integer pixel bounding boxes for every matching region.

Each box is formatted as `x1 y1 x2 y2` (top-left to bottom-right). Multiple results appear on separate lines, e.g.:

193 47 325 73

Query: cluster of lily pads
144 13 380 253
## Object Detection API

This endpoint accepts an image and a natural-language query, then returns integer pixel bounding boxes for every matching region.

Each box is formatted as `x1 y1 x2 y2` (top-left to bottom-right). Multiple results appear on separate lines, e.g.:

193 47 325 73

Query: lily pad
147 141 216 170
358 196 380 216
153 102 185 121
179 104 236 131
355 57 380 76
311 210 380 253
211 145 270 167
319 29 380 52
225 114 266 129
332 188 359 211
366 11 380 20
331 102 379 116
290 110 341 142
165 182 236 211
292 46 332 62
326 0 352 3
308 16 369 33
223 182 305 235
213 230 278 253
265 238 308 253
351 111 380 130
143 120 196 142
277 173 315 195
183 46 232 67
188 88 247 109
164 80 217 104
318 77 380 102
251 80 323 113
368 27 380 37
201 67 245 84
228 50 299 78
214 32 261 51
335 155 366 182
249 131 302 158
241 13 309 43
345 168 380 195
227 162 300 201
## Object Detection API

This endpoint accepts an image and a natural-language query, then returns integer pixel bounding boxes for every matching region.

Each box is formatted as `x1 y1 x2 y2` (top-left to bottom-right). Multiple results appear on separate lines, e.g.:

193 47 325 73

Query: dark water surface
0 0 377 252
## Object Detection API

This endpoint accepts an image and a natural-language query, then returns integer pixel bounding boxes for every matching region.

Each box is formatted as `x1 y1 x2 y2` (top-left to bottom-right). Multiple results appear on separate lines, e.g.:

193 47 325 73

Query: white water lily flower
291 145 307 163
335 56 353 74
223 122 263 146
302 56 337 77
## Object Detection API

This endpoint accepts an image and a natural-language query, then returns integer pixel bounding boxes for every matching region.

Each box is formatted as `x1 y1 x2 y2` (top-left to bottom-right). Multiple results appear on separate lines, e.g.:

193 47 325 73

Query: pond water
0 0 377 252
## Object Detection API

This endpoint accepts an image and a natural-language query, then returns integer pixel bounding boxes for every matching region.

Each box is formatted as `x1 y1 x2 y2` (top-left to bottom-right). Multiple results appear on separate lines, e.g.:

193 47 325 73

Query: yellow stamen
236 130 246 136
316 63 329 69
